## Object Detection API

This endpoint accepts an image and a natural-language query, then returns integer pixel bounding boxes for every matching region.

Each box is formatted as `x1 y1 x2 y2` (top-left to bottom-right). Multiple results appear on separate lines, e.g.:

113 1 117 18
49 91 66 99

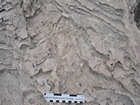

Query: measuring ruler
44 93 85 103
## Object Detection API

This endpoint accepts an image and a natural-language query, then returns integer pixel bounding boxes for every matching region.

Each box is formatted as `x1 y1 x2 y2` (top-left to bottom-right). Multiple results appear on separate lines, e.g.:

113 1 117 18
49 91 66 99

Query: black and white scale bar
44 93 85 103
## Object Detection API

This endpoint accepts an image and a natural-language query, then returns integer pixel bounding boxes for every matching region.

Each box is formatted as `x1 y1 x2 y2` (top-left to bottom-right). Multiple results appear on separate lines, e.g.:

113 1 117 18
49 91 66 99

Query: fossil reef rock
0 0 140 105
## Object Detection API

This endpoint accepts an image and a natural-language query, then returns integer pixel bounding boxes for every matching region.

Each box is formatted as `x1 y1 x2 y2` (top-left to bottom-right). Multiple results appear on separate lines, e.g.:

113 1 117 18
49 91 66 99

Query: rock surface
0 0 140 105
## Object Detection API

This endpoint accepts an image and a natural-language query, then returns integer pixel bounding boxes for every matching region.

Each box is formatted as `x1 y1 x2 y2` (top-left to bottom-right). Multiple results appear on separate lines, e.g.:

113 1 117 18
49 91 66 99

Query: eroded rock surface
0 0 140 105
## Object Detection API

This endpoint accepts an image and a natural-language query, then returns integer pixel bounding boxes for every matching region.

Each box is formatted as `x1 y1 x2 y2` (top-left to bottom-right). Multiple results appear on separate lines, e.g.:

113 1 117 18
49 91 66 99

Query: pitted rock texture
0 0 140 105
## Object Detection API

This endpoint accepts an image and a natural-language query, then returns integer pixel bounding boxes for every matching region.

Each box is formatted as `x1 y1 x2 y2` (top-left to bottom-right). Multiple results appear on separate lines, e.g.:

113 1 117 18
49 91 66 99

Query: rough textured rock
0 0 140 105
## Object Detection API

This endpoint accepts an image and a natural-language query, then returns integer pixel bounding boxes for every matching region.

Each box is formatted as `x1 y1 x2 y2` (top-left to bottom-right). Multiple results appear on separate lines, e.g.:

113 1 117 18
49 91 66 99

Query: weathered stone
0 0 140 105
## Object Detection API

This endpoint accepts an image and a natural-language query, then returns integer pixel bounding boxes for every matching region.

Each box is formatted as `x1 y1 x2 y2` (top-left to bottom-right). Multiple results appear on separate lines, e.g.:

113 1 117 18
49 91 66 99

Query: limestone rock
0 0 140 105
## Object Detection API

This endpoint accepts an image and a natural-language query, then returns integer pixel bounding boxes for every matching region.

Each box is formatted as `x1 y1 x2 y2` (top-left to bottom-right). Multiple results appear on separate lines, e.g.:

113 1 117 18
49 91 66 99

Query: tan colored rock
0 0 140 105
17 28 28 39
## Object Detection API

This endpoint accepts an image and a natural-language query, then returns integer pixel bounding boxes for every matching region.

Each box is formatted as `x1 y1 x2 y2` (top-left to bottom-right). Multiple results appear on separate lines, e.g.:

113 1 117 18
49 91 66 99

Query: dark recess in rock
134 1 140 29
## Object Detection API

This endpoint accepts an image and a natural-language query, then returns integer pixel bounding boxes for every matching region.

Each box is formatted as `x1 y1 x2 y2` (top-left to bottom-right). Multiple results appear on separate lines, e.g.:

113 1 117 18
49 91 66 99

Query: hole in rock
79 83 82 87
